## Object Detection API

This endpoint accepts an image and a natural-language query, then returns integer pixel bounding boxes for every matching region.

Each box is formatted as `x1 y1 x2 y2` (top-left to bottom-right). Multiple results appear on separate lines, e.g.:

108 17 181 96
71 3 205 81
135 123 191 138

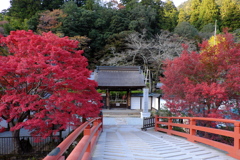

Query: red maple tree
161 31 240 118
0 30 102 153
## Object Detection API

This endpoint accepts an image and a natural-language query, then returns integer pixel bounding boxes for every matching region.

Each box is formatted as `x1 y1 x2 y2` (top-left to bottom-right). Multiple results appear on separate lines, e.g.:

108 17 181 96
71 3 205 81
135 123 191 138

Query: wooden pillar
106 90 110 109
151 96 153 110
127 90 131 109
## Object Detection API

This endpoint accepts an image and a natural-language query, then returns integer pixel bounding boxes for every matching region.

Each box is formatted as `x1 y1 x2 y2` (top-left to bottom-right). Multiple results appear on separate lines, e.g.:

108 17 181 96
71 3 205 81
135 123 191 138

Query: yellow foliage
200 34 226 56
208 35 226 47
199 35 222 68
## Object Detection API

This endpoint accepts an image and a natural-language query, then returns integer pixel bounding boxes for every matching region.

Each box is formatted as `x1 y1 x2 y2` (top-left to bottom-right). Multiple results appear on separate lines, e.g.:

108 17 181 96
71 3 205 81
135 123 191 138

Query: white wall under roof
131 97 166 110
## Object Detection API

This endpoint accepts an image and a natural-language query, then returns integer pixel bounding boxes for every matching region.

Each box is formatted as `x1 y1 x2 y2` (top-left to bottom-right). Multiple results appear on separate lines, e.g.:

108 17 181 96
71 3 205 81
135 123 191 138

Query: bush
174 21 198 39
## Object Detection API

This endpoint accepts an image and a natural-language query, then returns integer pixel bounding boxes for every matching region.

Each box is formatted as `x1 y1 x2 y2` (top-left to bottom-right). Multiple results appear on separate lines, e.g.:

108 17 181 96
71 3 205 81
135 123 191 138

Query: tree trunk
9 111 30 154
12 129 22 154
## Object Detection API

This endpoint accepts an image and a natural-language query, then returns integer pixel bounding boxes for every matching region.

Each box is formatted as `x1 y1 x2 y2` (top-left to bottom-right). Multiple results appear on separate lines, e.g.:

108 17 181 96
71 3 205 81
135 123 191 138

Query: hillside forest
0 0 240 92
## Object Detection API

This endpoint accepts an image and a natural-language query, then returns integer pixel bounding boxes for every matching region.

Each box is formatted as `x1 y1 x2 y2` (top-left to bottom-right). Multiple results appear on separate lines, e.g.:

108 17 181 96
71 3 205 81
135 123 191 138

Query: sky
0 0 188 12
163 0 188 7
0 0 11 12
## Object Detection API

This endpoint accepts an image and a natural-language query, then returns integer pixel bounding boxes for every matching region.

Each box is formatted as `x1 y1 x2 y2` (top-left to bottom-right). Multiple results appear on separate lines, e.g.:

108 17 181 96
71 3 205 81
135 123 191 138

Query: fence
141 116 155 131
155 116 240 159
0 135 61 155
44 116 103 160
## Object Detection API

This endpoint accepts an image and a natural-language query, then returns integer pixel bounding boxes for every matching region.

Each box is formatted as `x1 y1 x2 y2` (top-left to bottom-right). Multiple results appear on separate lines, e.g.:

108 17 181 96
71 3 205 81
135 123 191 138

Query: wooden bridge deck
92 117 236 160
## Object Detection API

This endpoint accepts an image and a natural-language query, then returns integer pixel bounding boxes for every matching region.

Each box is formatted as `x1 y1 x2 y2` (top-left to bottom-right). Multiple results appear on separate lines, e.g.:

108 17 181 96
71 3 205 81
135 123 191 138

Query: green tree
189 0 201 28
178 8 189 24
174 21 198 39
60 1 96 36
127 2 157 34
161 0 178 32
141 0 164 32
59 1 110 67
125 0 139 10
0 14 4 21
61 8 97 37
198 0 219 30
58 0 160 68
27 11 42 32
8 0 41 20
85 0 95 10
120 0 133 5
108 10 130 33
233 28 240 42
2 16 29 34
220 0 240 31
41 0 64 10
199 23 216 39
200 23 215 33
61 1 79 14
71 0 87 7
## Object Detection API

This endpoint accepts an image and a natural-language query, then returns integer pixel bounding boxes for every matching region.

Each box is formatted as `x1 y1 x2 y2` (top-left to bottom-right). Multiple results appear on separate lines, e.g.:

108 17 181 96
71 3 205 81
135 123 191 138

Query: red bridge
43 116 240 160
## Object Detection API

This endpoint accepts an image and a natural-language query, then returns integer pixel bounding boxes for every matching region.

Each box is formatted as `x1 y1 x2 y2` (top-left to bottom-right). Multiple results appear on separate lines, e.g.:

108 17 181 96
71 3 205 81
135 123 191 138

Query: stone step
102 109 142 117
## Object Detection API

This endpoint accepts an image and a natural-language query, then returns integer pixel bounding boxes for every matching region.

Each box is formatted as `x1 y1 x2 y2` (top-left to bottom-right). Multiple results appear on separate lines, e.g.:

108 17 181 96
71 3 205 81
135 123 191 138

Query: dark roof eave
97 86 145 90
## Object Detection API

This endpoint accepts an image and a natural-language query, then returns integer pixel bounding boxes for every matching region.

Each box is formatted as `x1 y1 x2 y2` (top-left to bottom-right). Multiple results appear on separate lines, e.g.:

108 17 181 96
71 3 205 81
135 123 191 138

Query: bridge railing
43 116 103 160
155 116 240 159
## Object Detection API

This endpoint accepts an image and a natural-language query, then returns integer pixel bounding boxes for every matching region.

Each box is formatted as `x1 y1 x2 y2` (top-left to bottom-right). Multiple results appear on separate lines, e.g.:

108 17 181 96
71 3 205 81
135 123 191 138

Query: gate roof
92 66 145 90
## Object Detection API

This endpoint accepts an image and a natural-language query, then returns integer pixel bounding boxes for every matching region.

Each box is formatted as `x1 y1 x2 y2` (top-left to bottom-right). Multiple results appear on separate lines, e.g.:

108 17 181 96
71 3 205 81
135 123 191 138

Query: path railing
44 117 103 160
141 116 155 131
0 135 60 155
155 116 240 159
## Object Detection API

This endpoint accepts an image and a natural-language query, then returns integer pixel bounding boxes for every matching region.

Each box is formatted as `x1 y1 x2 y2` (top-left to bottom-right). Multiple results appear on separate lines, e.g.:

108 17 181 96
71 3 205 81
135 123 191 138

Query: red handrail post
84 125 91 153
93 121 99 128
230 121 240 159
94 119 100 136
155 115 158 131
101 115 103 131
188 118 196 143
84 125 91 135
167 118 172 135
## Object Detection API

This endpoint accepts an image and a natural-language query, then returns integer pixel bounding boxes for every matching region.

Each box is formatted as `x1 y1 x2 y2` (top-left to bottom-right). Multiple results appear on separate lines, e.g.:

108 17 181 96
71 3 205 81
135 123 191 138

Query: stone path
92 117 236 160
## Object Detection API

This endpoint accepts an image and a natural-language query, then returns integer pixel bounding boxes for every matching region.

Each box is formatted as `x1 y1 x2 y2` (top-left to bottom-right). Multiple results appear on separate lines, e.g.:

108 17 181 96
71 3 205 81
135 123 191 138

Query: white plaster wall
130 97 165 110
152 97 159 110
131 97 141 109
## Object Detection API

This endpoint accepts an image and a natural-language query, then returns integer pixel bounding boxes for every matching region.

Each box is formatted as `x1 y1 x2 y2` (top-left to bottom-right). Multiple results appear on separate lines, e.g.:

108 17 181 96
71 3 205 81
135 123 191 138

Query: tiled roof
93 66 145 89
